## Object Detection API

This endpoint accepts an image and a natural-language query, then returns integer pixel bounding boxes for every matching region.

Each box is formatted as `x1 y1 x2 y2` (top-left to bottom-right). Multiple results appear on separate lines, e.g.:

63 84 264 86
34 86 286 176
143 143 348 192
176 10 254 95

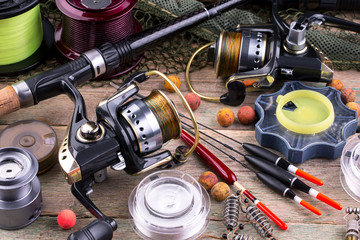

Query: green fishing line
0 5 43 65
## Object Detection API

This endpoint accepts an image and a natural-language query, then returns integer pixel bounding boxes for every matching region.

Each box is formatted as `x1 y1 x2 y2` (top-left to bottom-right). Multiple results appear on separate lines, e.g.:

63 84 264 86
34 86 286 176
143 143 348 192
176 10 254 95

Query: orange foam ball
185 92 201 111
57 209 76 229
341 88 356 104
211 182 231 202
198 171 218 191
346 102 360 116
217 108 235 127
164 75 181 92
237 106 256 125
326 79 344 91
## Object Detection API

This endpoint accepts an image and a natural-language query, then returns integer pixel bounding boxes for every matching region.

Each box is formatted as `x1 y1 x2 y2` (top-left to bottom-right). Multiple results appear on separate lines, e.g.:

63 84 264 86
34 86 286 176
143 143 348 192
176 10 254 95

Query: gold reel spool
186 31 246 106
143 90 181 144
215 31 242 78
145 70 199 160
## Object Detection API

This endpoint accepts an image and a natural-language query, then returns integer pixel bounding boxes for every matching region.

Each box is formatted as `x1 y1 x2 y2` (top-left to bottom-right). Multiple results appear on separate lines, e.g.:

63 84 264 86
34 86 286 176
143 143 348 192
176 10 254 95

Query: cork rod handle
0 86 21 117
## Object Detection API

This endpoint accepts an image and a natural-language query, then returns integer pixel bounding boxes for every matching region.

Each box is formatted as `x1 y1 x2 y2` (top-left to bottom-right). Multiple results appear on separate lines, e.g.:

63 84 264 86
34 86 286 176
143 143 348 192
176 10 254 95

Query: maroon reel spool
55 0 142 78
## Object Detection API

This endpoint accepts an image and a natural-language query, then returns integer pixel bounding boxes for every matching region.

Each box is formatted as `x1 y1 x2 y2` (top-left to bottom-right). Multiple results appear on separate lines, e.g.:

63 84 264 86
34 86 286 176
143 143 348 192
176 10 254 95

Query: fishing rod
0 0 251 118
181 122 342 210
181 125 322 216
179 113 323 186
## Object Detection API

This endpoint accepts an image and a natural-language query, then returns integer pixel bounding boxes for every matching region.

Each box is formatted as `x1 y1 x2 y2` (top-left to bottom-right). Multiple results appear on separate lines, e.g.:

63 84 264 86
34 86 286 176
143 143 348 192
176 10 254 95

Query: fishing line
181 124 256 173
180 112 325 186
179 112 244 146
0 5 42 65
215 31 243 78
143 90 181 144
181 121 244 157
0 0 54 76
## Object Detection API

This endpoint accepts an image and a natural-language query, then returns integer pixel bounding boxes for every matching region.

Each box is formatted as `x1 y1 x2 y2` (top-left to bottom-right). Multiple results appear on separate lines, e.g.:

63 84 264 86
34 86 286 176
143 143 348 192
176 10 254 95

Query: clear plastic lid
128 170 210 240
340 134 360 202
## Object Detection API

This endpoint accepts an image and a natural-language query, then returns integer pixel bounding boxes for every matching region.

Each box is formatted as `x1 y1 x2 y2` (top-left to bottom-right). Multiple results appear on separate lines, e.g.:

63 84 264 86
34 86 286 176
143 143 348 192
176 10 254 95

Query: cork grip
0 86 21 117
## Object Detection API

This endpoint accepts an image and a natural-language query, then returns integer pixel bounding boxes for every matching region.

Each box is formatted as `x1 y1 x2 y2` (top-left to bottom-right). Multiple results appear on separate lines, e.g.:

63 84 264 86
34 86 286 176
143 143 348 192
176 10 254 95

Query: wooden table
0 65 359 240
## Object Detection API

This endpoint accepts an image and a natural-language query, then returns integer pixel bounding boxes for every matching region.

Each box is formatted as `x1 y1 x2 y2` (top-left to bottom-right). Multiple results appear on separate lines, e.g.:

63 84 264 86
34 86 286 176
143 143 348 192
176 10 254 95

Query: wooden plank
0 128 356 238
0 216 347 240
0 66 359 239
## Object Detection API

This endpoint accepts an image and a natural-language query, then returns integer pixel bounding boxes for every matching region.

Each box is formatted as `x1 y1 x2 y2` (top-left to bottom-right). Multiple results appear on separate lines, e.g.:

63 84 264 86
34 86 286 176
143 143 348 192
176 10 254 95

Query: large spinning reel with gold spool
57 70 199 239
59 70 198 184
186 0 360 106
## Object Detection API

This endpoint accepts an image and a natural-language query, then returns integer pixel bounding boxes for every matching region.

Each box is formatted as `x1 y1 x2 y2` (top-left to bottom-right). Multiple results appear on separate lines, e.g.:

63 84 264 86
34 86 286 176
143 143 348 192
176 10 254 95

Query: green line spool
0 0 54 76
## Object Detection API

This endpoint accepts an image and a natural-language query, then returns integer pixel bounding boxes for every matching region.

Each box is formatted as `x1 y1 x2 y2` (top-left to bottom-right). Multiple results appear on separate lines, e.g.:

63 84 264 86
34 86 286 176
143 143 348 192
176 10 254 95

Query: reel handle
227 73 275 90
69 177 117 240
68 219 114 240
68 178 117 240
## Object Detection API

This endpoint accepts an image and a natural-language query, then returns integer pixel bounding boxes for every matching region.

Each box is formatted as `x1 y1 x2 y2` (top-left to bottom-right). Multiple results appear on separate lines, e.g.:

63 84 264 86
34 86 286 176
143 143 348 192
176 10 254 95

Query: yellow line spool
0 0 53 76
0 5 43 65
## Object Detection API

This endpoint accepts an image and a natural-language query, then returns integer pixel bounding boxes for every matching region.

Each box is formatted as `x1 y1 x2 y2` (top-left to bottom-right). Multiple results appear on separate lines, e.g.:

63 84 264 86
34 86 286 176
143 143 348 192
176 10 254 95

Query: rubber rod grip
0 86 21 117
67 219 113 240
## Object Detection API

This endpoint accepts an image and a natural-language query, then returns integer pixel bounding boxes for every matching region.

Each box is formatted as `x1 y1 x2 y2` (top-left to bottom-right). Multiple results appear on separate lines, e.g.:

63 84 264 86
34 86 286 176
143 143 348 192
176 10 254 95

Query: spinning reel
186 0 360 106
58 70 199 239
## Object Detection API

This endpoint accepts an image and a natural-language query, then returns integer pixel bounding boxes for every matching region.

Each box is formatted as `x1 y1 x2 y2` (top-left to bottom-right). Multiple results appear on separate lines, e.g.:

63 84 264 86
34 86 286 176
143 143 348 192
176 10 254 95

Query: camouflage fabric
2 0 358 86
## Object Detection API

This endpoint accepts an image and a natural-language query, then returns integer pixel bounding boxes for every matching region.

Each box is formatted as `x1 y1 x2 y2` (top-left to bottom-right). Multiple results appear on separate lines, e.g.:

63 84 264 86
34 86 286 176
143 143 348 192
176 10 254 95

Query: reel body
59 72 181 184
186 0 360 106
212 17 333 90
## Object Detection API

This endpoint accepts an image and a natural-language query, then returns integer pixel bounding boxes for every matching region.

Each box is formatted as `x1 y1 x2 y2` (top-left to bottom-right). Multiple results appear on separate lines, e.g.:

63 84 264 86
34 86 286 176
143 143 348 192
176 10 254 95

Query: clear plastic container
128 170 210 240
340 134 360 202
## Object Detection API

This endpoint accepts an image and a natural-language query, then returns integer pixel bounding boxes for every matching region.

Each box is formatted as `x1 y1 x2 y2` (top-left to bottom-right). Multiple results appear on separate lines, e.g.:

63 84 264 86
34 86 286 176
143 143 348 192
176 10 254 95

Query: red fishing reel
55 0 142 77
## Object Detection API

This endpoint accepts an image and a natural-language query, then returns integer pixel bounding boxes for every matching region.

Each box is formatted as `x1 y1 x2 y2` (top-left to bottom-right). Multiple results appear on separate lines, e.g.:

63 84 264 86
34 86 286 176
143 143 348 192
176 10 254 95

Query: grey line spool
0 147 42 230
